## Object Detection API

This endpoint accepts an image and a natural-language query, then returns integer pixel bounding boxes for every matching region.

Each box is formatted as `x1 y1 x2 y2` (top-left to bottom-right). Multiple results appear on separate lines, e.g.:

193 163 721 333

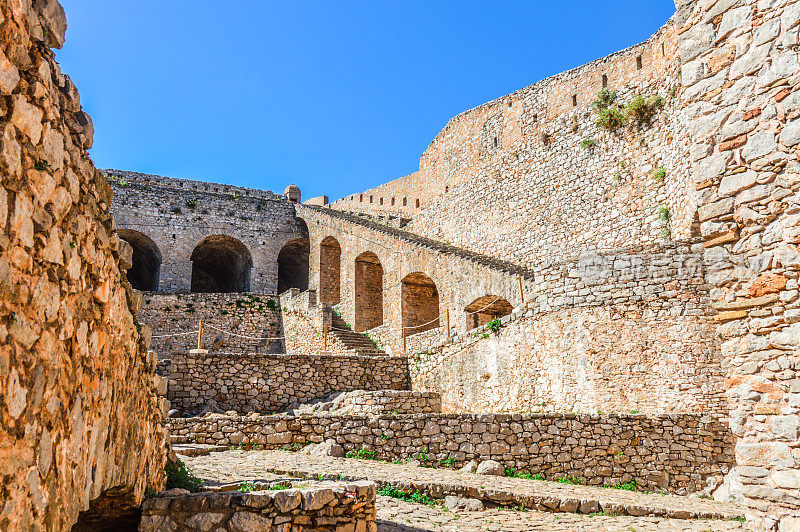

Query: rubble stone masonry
677 0 800 524
167 352 410 414
167 413 733 494
0 1 168 529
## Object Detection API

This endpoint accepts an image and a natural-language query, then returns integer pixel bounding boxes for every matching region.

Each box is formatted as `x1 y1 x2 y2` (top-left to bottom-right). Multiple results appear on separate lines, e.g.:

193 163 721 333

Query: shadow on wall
118 229 162 291
190 235 253 293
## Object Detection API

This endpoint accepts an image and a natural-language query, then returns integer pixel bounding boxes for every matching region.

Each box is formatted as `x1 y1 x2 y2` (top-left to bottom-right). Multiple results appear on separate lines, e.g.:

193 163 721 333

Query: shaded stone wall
332 19 698 269
138 292 282 355
0 2 168 529
279 289 350 356
107 169 307 294
167 352 410 414
167 413 734 494
676 0 800 524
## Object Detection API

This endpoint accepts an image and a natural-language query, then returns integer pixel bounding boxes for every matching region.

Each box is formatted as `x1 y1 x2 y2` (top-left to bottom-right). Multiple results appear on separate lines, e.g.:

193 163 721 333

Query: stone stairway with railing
328 313 385 356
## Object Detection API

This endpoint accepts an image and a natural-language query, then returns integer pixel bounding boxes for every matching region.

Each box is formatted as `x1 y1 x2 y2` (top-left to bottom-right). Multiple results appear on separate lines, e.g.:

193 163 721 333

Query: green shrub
652 167 666 182
185 198 197 209
486 317 501 333
626 95 664 126
595 107 626 131
165 459 204 492
555 475 584 485
378 485 437 506
657 206 670 221
34 160 53 172
592 89 617 109
346 448 377 460
580 138 595 150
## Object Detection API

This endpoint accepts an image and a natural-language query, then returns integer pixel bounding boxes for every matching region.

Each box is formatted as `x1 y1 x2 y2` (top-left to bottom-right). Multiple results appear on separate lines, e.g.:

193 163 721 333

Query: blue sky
57 1 676 201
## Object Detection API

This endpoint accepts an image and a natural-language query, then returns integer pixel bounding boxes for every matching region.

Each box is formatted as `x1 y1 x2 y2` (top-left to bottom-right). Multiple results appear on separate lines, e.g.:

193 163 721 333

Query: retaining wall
167 352 410 414
167 413 734 493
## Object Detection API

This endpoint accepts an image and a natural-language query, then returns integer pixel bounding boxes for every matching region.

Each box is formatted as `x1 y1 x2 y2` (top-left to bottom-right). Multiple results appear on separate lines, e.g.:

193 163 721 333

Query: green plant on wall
580 138 596 150
34 160 52 172
626 95 664 126
652 167 666 182
595 107 626 131
592 89 617 109
486 317 501 333
657 205 670 221
185 198 197 209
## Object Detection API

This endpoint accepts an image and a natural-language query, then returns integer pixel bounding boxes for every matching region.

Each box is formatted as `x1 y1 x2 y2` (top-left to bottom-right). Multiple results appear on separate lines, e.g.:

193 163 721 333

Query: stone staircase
329 313 385 356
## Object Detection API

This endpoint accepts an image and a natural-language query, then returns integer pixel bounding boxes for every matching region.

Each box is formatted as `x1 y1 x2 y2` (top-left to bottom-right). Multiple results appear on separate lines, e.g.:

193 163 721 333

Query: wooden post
402 326 407 354
197 320 204 350
323 323 328 351
518 276 525 304
445 308 450 338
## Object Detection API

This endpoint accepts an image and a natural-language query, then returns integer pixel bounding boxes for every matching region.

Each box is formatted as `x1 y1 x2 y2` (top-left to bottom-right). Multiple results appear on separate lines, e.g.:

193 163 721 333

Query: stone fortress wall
107 169 308 294
0 2 169 530
332 17 699 269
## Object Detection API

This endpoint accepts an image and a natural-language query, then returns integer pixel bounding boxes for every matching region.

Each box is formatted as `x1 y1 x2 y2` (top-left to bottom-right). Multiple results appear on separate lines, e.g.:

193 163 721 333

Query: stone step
172 443 229 457
255 451 745 521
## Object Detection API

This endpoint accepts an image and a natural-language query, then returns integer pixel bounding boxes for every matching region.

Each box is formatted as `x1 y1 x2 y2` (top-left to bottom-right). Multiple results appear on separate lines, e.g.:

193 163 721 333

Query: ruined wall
167 352 410 414
167 413 734 494
138 292 282 354
676 0 800 525
107 169 307 294
140 481 377 532
0 2 168 529
333 19 698 268
279 288 350 356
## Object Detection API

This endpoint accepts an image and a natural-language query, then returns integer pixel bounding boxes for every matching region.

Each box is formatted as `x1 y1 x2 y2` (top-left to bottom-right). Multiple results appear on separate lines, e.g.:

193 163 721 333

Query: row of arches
118 230 310 294
317 236 512 336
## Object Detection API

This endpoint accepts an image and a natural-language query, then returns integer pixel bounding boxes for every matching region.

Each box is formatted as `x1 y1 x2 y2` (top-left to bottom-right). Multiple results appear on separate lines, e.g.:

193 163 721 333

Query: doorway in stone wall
190 235 252 293
464 295 513 330
319 236 341 305
401 272 440 336
277 238 310 293
354 251 383 331
118 229 161 291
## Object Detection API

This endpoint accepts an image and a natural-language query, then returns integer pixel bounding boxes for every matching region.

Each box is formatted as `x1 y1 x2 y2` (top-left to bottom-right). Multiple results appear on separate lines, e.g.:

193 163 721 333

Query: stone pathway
182 450 746 528
376 496 746 531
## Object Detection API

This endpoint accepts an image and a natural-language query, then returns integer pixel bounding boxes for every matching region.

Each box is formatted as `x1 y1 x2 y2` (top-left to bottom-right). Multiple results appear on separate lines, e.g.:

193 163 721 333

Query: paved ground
181 449 747 530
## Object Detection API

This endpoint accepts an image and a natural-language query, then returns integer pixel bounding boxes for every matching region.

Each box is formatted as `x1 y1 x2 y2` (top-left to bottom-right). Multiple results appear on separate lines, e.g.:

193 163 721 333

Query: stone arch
464 295 513 330
190 235 252 293
401 272 439 336
117 229 161 292
277 238 310 294
319 236 341 305
354 252 383 332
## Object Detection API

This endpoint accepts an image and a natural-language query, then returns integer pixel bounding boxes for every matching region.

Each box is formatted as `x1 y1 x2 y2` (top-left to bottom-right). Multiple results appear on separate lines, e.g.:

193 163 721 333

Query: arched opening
464 295 513 330
401 272 439 336
354 252 383 331
117 229 161 291
319 236 341 305
190 235 252 293
277 238 310 293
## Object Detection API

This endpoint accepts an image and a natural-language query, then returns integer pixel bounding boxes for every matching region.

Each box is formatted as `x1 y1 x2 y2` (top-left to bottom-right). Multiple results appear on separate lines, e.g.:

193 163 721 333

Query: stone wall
167 413 734 493
676 0 800 524
412 302 724 416
0 2 168 529
138 292 282 354
107 169 307 294
333 18 699 269
140 481 377 532
167 352 410 414
279 289 350 356
337 390 441 415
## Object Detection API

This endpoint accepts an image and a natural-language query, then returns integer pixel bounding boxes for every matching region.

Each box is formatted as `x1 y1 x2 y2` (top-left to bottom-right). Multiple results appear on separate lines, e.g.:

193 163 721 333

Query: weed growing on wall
486 317 501 333
592 89 617 109
165 459 204 492
595 107 626 131
185 198 197 210
345 448 377 460
34 160 53 171
652 167 667 182
581 138 596 150
626 95 664 126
